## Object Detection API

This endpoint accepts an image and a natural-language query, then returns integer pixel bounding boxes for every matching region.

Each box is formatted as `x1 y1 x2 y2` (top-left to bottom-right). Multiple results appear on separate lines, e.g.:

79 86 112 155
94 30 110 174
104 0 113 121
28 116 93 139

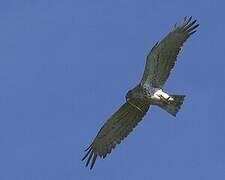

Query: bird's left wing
141 16 199 88
82 99 150 169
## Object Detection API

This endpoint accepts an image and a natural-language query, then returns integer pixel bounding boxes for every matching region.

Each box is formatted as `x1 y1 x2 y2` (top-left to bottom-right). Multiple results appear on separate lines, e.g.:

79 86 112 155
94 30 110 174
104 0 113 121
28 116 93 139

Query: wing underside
141 16 199 88
82 99 150 169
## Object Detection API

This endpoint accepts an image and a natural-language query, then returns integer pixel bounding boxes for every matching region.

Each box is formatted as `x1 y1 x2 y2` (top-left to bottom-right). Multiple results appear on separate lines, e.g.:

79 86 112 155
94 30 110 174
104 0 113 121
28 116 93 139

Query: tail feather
160 95 185 117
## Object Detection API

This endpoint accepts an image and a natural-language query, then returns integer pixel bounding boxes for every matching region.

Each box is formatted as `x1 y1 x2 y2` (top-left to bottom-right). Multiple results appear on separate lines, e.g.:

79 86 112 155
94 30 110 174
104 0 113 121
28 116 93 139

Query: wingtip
82 146 98 170
82 148 92 161
184 16 192 20
180 16 199 35
85 151 94 167
90 154 97 170
85 144 92 151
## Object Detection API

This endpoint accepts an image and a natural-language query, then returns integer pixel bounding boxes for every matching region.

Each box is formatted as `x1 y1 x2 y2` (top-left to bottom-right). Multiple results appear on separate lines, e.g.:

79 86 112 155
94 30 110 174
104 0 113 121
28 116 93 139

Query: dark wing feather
141 16 199 88
82 99 150 169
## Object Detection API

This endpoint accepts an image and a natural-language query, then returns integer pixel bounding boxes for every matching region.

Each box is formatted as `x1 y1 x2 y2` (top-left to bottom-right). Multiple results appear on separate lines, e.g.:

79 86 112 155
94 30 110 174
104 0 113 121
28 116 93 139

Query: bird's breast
142 85 160 97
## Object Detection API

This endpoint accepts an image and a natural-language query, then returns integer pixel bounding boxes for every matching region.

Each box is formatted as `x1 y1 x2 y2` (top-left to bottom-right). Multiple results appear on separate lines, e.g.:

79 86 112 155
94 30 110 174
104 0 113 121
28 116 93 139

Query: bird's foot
158 95 168 104
158 95 172 105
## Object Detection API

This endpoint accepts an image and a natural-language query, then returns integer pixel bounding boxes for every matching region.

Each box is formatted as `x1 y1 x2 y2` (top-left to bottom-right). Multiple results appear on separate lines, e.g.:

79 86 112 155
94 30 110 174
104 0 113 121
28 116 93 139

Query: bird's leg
158 95 170 105
154 89 174 105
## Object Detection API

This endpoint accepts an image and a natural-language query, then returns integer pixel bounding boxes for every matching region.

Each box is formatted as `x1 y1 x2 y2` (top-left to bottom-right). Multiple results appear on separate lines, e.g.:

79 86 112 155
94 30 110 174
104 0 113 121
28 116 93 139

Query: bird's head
126 85 142 101
126 90 133 101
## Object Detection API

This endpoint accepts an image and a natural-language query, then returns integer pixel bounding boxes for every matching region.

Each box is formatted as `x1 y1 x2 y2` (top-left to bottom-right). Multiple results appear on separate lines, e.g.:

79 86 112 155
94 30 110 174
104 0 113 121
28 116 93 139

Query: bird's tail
159 95 185 117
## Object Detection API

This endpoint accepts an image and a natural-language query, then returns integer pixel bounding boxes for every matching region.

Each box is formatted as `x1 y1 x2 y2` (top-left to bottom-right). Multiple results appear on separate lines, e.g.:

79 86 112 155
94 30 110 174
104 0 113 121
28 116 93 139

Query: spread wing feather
141 16 199 88
82 99 150 169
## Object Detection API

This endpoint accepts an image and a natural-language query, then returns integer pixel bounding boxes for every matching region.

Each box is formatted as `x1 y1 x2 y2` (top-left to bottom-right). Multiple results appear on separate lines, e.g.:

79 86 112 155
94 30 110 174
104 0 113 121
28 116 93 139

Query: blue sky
0 0 224 179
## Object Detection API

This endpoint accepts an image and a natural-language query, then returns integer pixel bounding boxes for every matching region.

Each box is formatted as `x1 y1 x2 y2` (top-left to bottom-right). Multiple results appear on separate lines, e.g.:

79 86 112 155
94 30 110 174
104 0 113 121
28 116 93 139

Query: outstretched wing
141 16 199 88
82 99 150 169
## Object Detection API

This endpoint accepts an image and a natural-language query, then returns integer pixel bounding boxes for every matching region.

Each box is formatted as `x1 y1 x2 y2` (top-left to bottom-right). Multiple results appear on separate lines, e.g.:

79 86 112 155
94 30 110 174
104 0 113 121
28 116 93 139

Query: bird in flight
82 16 199 169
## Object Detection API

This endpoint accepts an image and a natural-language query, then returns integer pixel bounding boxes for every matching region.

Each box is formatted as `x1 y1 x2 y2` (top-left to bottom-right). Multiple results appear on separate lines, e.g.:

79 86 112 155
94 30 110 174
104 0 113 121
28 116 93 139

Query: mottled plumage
82 16 199 169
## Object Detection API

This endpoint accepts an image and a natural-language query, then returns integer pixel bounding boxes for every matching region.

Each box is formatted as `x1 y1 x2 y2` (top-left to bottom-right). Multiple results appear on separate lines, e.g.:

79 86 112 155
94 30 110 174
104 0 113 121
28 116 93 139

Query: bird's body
82 16 199 169
127 84 170 104
126 84 183 116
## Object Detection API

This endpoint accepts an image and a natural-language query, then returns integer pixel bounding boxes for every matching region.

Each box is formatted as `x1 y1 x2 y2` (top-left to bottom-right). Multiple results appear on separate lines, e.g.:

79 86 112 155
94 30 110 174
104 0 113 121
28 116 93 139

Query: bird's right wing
141 16 199 88
82 99 150 169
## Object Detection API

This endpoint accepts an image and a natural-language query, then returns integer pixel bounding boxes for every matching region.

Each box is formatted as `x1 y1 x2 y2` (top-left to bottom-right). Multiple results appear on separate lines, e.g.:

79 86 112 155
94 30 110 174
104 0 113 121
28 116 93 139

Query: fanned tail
160 95 185 117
